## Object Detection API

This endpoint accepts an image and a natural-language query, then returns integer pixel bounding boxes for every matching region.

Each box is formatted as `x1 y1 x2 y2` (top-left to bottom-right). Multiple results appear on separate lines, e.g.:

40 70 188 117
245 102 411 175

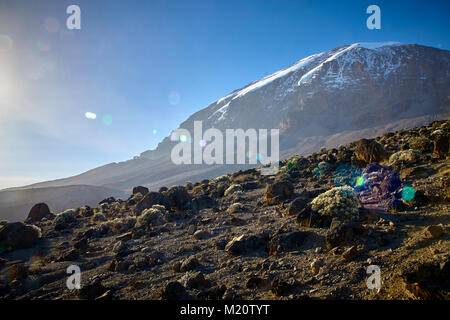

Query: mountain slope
1 119 449 300
2 42 449 221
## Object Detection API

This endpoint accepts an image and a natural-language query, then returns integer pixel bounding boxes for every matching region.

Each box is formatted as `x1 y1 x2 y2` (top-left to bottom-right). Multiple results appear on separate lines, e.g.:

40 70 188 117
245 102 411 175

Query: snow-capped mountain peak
191 42 450 138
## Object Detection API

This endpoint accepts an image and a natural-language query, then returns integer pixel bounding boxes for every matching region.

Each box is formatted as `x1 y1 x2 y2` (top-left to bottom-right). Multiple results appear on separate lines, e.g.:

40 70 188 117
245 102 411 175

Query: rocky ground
0 120 449 300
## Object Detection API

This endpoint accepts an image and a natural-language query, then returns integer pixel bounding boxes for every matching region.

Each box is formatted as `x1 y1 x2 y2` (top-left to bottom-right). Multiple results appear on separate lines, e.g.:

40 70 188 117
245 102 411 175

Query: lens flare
168 91 181 105
102 114 113 125
36 40 51 52
44 17 60 33
0 35 14 52
179 134 187 142
334 164 362 187
356 176 365 187
152 129 157 135
402 186 415 202
85 112 97 119
199 140 207 148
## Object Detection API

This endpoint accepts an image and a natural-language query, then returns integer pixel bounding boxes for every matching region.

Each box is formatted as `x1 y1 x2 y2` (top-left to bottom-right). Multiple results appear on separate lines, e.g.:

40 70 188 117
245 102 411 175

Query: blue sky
0 0 449 189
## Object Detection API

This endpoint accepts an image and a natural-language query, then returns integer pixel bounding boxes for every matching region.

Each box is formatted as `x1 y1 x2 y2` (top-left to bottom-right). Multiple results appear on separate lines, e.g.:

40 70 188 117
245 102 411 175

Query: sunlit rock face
176 43 450 137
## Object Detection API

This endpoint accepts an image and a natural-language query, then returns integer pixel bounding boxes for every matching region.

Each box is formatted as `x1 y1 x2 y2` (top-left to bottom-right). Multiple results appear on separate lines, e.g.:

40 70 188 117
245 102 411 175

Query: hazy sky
0 0 449 189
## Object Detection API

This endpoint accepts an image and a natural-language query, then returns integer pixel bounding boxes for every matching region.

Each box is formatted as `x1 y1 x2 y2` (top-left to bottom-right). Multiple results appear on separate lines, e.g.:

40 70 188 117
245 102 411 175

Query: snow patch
357 42 403 50
230 53 323 100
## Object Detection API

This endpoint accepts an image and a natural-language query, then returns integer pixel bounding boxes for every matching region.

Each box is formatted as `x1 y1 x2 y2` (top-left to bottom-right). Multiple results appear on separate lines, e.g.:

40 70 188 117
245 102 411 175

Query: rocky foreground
0 120 449 300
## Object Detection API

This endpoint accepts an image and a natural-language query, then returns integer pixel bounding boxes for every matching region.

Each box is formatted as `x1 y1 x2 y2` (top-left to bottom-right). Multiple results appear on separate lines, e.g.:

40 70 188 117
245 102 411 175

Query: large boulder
134 192 171 215
164 186 191 210
433 134 449 159
354 139 388 164
161 281 187 300
265 180 294 205
25 203 52 223
191 195 218 210
132 186 149 196
266 231 306 255
53 209 77 230
225 234 267 256
287 192 312 216
0 222 41 251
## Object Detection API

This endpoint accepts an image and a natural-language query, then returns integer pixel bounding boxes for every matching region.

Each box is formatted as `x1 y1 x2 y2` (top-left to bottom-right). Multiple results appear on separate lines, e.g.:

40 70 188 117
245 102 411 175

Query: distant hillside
0 185 127 222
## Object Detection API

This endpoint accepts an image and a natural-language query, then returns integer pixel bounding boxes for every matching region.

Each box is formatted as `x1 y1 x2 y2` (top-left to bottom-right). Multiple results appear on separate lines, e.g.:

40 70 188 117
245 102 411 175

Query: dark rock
325 221 365 250
295 206 328 228
400 166 434 180
25 203 52 223
0 222 41 252
115 260 131 272
78 278 107 300
133 186 149 196
241 181 260 190
73 238 88 251
59 249 80 261
354 138 388 164
342 245 358 261
287 193 312 216
161 281 187 300
193 230 210 240
402 257 450 300
225 234 267 256
409 137 433 153
172 261 182 273
214 239 228 250
180 256 200 272
133 256 149 269
184 271 209 289
197 285 227 300
246 276 263 289
99 197 116 205
265 180 294 205
266 231 307 255
0 257 6 269
9 262 29 280
192 195 218 210
134 192 172 215
424 225 444 239
433 134 449 158
164 186 192 210
79 206 93 217
271 278 292 296
74 228 95 241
